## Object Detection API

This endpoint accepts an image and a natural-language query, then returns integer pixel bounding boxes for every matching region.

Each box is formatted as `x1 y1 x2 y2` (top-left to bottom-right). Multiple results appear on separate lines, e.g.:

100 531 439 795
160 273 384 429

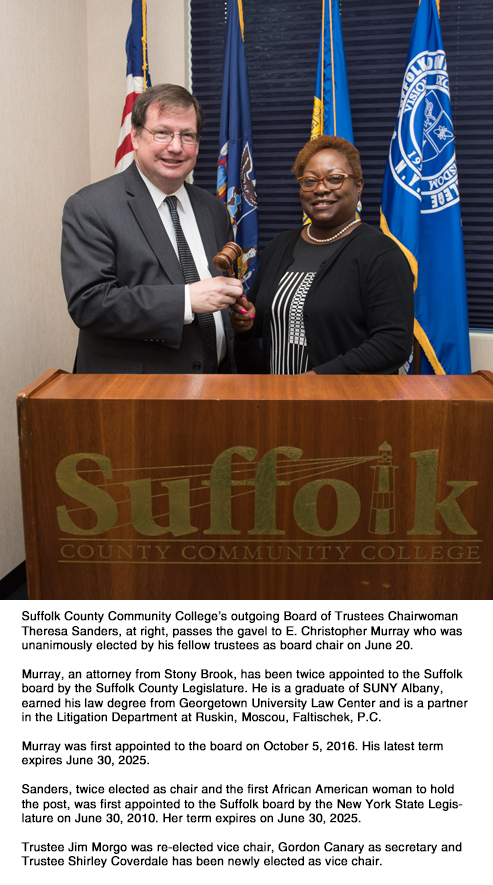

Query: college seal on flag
390 50 460 214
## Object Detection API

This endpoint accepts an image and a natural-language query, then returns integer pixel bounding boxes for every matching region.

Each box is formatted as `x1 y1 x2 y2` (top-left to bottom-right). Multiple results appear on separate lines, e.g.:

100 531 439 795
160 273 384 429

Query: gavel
213 241 243 277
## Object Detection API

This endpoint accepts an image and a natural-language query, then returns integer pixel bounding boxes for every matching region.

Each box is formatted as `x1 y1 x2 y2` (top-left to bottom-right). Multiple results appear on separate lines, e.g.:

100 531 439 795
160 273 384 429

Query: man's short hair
131 84 205 136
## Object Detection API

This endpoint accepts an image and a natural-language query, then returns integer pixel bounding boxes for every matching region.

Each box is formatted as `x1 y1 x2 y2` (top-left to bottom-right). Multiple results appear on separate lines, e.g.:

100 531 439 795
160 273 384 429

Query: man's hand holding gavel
189 276 244 313
188 241 253 323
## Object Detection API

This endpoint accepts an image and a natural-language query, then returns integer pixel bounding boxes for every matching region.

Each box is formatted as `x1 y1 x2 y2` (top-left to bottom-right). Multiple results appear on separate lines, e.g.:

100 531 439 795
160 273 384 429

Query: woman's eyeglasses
297 173 358 191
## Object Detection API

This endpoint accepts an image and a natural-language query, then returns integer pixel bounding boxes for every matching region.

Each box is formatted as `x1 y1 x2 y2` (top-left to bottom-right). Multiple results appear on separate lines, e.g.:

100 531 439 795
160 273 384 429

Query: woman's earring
357 199 362 213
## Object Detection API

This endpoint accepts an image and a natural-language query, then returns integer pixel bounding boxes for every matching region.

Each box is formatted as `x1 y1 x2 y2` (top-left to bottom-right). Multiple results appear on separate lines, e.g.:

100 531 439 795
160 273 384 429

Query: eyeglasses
142 127 201 145
297 173 358 191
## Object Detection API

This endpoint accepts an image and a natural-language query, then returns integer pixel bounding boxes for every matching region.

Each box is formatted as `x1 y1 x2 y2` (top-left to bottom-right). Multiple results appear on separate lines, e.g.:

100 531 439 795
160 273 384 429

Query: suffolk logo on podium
55 443 481 567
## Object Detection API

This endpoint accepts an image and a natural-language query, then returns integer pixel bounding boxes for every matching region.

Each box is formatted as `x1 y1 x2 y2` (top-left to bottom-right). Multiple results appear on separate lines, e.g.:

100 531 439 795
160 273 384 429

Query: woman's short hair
131 83 205 136
292 135 363 180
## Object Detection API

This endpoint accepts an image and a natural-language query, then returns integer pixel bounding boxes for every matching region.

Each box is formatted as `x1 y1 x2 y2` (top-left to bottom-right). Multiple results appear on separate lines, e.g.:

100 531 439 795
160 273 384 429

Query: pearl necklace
306 218 360 244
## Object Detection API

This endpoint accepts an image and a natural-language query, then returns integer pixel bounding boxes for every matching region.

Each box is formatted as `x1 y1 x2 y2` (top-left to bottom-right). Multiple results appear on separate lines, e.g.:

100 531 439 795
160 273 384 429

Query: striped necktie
165 195 218 373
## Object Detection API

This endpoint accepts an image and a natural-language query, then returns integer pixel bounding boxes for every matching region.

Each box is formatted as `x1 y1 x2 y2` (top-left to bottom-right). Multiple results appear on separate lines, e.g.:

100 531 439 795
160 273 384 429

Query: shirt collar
135 166 189 212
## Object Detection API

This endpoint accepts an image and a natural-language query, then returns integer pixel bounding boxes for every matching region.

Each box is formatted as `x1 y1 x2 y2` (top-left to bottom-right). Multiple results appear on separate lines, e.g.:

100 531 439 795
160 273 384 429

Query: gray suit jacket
61 161 237 373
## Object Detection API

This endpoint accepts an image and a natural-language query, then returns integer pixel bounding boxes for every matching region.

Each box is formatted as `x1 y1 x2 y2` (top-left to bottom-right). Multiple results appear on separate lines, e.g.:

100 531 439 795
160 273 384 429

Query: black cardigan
241 223 414 374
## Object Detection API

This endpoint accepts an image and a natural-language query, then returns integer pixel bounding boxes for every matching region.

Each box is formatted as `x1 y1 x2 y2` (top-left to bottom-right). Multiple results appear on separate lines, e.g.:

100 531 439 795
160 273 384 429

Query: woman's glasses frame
297 173 358 192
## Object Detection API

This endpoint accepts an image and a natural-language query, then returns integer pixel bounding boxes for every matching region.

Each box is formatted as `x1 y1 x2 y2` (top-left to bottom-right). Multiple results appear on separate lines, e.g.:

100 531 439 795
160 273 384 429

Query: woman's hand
229 295 255 332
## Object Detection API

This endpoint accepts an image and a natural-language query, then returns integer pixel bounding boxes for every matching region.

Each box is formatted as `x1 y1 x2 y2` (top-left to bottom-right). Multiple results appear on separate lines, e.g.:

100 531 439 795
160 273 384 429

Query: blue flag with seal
217 0 258 289
311 0 353 141
381 0 470 374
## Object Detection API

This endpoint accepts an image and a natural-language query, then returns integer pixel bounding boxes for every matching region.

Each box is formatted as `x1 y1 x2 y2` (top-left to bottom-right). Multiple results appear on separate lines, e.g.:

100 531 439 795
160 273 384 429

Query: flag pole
142 0 148 91
310 1 353 142
328 0 336 134
321 0 325 133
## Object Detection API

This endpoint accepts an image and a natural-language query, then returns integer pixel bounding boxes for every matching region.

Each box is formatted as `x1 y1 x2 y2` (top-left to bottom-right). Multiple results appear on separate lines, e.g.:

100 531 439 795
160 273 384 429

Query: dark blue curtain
191 0 493 328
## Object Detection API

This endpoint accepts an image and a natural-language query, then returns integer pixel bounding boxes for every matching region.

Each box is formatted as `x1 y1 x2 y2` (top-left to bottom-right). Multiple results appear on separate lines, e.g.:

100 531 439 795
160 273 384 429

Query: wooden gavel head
213 241 243 276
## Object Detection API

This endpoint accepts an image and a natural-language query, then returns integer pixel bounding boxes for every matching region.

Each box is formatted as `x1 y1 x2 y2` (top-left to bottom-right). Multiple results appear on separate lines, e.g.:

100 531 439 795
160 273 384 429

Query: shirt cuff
184 284 194 324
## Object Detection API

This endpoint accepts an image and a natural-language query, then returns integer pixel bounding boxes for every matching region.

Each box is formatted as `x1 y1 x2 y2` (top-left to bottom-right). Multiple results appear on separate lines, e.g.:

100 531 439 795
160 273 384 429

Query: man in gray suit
61 84 244 374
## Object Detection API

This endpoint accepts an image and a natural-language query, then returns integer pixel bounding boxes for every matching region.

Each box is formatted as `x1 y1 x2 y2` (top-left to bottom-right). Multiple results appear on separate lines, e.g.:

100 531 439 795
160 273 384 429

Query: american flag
115 0 151 173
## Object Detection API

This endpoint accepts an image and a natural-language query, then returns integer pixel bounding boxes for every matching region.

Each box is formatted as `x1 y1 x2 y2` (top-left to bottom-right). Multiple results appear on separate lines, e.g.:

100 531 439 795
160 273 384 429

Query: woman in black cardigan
231 136 414 374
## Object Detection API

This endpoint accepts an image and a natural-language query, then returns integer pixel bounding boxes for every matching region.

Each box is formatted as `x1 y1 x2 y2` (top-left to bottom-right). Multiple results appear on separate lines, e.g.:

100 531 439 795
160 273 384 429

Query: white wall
469 332 493 374
0 0 189 580
0 0 88 580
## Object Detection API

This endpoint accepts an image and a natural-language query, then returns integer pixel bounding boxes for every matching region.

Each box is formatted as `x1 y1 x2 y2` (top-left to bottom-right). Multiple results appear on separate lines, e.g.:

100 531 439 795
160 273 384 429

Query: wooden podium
17 370 493 600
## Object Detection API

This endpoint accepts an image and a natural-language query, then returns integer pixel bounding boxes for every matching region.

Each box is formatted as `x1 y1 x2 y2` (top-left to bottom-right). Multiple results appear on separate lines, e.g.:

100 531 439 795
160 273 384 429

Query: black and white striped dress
270 236 341 374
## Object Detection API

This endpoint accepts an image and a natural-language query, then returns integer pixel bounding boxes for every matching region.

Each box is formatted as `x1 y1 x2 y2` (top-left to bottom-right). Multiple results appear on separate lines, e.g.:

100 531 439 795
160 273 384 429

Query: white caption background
2 598 490 884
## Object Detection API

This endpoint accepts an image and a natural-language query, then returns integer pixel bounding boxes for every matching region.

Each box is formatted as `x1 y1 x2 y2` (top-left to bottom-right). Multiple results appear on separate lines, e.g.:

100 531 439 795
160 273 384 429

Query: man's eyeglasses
142 127 201 145
297 173 358 191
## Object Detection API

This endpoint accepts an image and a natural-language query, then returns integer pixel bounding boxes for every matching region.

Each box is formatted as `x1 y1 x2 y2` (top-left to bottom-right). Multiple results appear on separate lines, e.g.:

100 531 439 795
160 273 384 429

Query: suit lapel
124 163 184 284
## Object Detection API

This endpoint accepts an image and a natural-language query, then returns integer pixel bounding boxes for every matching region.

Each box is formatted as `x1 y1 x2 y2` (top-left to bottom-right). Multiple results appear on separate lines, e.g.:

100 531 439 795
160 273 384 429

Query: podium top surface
18 369 493 403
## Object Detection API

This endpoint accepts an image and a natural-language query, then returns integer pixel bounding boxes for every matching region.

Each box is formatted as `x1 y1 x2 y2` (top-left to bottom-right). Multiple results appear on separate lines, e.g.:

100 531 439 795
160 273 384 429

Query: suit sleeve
61 192 187 349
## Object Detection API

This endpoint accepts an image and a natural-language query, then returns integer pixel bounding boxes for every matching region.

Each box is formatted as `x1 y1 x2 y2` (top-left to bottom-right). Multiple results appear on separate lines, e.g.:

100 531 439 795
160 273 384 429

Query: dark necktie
165 195 218 373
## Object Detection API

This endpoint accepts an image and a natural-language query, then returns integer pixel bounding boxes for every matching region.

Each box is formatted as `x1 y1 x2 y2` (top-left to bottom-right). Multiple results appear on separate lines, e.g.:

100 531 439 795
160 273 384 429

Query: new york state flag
217 0 258 289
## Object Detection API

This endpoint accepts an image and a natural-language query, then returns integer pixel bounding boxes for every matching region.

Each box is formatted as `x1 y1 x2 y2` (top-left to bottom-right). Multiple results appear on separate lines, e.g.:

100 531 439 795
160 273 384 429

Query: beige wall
470 332 493 374
0 0 189 580
0 0 88 580
87 0 190 184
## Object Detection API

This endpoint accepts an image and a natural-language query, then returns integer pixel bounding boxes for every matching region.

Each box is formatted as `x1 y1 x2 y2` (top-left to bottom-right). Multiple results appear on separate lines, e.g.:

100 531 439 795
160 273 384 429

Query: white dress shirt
136 167 226 363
